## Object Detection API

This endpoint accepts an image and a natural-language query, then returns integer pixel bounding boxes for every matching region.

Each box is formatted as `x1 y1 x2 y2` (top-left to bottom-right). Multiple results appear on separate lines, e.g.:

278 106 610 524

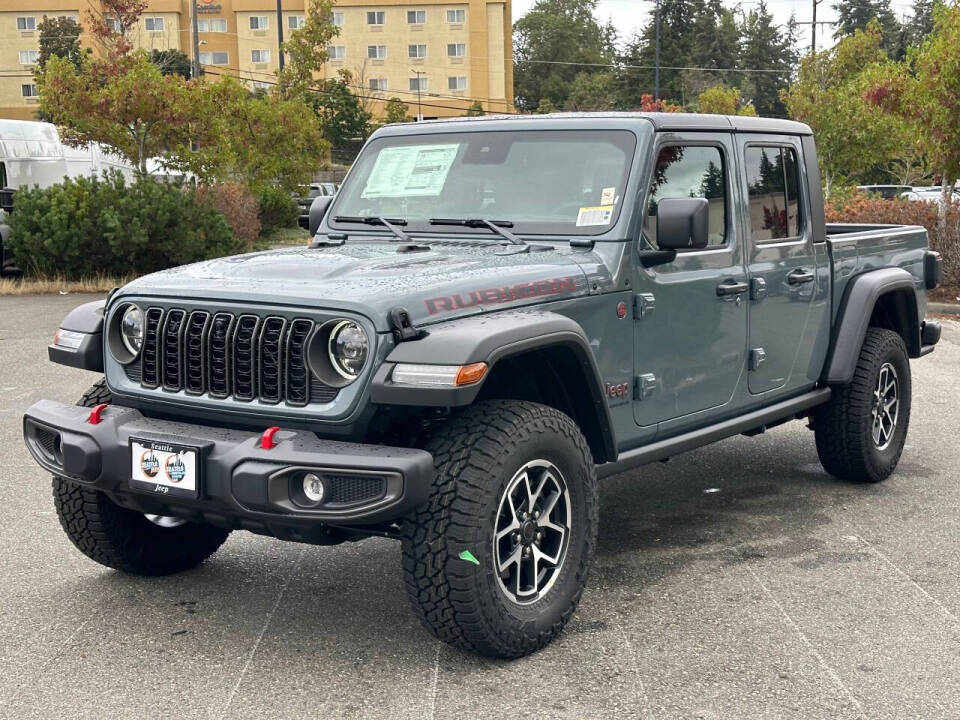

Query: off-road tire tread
52 379 230 575
815 328 910 483
401 399 597 658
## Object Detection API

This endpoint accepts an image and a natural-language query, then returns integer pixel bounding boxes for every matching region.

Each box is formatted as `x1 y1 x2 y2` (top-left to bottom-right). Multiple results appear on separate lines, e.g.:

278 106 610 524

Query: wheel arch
370 311 617 463
823 267 921 385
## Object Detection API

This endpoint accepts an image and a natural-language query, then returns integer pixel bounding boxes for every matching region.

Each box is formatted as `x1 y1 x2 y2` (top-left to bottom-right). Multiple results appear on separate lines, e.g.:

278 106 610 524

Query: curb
929 302 960 317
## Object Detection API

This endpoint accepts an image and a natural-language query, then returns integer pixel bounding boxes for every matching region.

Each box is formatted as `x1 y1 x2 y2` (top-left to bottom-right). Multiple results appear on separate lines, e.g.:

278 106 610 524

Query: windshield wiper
334 215 412 243
429 218 526 246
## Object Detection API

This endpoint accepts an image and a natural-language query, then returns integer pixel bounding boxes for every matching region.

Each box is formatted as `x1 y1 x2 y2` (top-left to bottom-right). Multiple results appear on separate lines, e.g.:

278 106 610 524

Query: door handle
787 268 816 285
716 280 749 296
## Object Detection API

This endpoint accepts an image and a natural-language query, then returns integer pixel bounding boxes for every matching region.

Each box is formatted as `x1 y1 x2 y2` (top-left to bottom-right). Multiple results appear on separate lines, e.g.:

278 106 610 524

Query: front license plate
130 439 199 498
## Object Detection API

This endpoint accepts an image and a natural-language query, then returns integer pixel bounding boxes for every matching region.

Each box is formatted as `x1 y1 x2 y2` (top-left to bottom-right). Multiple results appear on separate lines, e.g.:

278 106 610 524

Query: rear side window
645 145 727 248
745 146 802 241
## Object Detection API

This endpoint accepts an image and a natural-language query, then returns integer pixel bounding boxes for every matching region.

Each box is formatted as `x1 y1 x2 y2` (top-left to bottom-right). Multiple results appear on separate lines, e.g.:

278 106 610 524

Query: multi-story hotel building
0 0 513 121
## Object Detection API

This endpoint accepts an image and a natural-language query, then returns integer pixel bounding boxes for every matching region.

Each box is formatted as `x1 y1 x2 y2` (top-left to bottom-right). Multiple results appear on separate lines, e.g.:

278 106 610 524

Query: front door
633 133 749 429
738 137 827 396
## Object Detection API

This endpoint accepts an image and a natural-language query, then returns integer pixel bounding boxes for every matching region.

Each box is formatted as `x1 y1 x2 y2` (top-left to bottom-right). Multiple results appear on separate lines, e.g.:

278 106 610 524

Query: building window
328 45 345 60
251 49 271 63
249 16 269 30
407 10 426 24
199 51 229 65
446 9 465 23
144 17 164 31
106 17 121 32
369 78 388 92
408 44 427 58
17 17 37 31
409 76 428 92
288 15 305 29
447 43 466 57
198 18 227 32
253 81 271 90
367 45 387 59
56 14 79 22
745 145 803 241
448 76 467 91
19 50 39 65
646 145 728 248
21 84 39 98
366 11 385 25
331 11 344 26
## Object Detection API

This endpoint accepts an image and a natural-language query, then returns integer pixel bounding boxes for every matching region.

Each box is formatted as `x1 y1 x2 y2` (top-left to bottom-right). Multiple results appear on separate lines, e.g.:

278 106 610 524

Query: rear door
738 136 828 396
633 132 749 429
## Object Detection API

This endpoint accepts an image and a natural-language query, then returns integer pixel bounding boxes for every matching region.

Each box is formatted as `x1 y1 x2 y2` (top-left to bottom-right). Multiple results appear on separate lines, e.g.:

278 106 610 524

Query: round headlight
328 320 368 379
120 305 144 356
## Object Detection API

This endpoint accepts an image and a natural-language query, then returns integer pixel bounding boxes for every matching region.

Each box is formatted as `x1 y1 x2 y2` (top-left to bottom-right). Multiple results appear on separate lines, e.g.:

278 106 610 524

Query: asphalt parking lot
2 293 960 719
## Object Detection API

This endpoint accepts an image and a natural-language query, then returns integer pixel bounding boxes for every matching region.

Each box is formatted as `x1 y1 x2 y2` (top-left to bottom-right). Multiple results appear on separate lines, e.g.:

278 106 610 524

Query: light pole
276 0 284 70
654 0 660 102
191 0 202 77
411 69 425 121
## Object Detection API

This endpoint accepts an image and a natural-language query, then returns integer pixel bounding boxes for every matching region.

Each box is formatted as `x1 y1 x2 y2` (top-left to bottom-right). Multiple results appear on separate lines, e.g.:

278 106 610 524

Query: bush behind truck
23 113 943 658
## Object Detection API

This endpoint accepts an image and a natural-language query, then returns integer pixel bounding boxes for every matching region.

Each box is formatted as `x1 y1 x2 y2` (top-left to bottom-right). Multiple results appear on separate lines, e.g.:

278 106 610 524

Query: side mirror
655 197 709 250
308 195 333 236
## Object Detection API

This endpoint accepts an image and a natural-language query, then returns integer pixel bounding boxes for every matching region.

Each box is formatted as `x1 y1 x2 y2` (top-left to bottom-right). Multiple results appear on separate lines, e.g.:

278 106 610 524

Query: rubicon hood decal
424 277 578 315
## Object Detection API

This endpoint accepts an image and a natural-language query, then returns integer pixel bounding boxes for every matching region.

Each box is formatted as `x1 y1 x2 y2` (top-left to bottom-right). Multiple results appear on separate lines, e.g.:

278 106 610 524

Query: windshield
330 129 637 236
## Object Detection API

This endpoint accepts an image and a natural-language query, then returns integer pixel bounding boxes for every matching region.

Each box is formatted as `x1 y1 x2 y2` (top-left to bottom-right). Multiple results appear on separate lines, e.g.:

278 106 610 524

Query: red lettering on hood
424 276 580 315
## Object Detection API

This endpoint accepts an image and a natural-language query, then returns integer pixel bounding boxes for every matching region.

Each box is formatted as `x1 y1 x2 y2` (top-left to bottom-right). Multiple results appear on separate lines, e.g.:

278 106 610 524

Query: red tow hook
88 403 109 425
261 426 281 449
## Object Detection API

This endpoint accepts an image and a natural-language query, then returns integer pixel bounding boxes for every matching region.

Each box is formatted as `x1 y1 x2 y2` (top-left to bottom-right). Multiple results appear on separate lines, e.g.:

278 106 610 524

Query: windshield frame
327 128 640 238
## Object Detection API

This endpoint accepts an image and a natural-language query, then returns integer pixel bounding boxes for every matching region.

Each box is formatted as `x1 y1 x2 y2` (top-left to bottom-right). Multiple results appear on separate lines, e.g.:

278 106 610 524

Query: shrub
7 172 244 279
257 185 300 235
826 191 960 288
195 182 260 248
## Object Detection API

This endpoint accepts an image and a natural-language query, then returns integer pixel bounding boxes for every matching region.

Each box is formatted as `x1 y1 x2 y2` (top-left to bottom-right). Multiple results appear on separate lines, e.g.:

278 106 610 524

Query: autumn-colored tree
39 52 214 175
86 0 148 56
637 93 682 112
862 4 960 218
782 21 909 197
697 85 757 116
275 0 340 98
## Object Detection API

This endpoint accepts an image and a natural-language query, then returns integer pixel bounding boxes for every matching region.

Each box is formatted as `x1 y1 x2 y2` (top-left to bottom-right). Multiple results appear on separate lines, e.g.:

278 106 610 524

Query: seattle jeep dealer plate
129 439 199 498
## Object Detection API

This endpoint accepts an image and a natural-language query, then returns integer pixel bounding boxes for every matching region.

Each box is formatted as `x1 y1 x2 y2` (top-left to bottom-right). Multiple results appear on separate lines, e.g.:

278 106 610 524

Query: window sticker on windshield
600 187 616 205
576 205 614 227
361 144 460 199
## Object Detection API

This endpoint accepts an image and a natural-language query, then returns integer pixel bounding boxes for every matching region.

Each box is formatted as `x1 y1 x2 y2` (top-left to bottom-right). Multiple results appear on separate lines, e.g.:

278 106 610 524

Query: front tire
52 379 230 576
401 400 598 658
814 328 911 483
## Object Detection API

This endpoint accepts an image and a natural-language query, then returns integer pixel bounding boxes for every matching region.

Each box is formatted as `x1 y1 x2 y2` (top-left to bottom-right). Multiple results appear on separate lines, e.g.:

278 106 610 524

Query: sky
509 0 922 54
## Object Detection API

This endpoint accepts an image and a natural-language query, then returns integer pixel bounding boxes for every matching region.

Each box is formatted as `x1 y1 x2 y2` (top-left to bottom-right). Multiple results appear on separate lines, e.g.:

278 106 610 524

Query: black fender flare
48 299 106 372
370 311 617 462
823 267 920 384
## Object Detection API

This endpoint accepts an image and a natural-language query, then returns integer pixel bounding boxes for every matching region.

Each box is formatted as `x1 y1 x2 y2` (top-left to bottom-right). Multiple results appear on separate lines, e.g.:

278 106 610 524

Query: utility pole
654 0 661 101
276 0 285 70
411 69 425 121
191 0 201 77
796 0 833 54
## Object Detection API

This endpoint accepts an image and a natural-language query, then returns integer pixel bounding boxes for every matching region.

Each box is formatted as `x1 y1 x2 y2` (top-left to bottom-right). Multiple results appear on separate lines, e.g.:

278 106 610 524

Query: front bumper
23 400 434 539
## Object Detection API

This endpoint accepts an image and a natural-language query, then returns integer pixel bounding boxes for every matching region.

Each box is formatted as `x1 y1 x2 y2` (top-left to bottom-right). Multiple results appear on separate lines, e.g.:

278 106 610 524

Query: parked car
901 186 960 204
857 184 913 199
25 113 943 658
297 183 338 228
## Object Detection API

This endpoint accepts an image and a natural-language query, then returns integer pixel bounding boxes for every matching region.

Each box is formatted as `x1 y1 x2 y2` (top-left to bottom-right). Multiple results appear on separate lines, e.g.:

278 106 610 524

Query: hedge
7 172 249 279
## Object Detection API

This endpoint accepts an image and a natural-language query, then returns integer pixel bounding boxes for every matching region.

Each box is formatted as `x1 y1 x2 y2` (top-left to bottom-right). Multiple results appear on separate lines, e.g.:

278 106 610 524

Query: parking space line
855 535 960 625
218 546 305 720
744 564 865 717
428 641 441 720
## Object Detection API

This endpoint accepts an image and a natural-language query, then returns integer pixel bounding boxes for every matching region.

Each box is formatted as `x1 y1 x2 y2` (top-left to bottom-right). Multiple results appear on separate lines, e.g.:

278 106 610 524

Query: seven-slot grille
128 307 338 406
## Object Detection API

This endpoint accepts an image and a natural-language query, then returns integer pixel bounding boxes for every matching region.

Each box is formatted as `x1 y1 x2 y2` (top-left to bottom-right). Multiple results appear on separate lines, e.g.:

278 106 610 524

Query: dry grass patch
0 274 132 296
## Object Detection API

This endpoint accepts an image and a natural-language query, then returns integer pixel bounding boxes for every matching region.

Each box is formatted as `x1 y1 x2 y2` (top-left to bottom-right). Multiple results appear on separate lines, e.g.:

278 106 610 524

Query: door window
645 145 727 248
745 145 802 241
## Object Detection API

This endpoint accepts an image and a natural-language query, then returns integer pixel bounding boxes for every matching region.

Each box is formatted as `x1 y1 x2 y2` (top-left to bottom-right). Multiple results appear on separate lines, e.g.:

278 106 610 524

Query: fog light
302 473 325 503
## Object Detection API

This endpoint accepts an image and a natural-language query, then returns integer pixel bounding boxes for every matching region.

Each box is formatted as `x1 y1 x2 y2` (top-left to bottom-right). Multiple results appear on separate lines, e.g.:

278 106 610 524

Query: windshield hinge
389 307 423 343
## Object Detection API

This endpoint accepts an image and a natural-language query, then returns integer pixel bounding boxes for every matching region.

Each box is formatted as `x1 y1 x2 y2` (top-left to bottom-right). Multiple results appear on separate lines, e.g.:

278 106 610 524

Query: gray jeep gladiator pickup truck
23 113 943 658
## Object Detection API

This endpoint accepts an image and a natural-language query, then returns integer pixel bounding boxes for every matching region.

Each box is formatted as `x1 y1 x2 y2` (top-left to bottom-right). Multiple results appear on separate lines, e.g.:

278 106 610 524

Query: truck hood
116 242 596 332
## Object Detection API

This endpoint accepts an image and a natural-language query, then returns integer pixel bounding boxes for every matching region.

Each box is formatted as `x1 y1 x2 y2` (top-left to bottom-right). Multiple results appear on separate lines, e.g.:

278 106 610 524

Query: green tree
39 52 214 175
149 49 192 79
512 0 616 112
835 0 903 56
36 15 84 71
739 1 797 117
564 71 618 111
535 97 558 114
309 70 372 146
783 22 908 196
697 85 756 115
901 0 937 48
275 0 339 98
384 97 411 123
464 100 485 117
863 4 960 218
